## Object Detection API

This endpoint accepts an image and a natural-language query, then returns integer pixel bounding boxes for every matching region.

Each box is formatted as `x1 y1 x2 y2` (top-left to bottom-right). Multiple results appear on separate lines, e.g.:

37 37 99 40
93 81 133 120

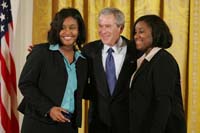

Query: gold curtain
187 0 200 132
32 0 200 133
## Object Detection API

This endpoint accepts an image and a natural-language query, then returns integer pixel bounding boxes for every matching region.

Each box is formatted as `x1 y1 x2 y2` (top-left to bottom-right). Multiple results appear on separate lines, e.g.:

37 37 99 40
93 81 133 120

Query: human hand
27 44 34 52
49 107 70 123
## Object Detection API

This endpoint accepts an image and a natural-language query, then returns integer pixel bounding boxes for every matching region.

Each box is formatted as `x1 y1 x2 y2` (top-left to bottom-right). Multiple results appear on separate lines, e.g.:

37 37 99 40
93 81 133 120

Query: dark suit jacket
129 49 186 133
18 43 88 130
82 36 137 133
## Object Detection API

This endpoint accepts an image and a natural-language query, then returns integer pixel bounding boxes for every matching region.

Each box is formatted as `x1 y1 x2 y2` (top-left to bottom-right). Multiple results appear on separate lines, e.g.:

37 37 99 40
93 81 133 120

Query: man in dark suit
82 7 137 133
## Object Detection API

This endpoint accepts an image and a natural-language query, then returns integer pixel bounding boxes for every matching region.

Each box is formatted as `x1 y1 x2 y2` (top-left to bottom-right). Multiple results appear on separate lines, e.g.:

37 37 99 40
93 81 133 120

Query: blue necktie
106 48 116 95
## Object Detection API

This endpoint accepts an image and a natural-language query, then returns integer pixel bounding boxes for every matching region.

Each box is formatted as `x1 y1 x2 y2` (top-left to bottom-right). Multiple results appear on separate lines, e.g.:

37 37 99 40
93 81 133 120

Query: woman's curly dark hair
132 15 173 49
47 8 86 49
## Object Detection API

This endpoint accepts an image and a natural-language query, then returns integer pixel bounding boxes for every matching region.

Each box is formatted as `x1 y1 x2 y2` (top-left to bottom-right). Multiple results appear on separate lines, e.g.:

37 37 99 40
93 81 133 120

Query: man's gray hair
99 7 125 27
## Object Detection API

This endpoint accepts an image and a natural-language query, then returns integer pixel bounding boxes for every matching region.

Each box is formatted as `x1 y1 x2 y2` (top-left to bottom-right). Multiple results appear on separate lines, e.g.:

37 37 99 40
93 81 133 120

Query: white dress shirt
102 37 127 79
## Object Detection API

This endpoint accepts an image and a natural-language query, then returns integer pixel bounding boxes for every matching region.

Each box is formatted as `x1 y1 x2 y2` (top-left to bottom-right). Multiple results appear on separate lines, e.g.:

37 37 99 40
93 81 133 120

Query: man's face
98 14 123 46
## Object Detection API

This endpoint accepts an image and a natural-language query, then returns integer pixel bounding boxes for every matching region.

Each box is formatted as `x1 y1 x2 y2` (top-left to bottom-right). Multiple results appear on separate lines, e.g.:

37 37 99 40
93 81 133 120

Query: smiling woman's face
134 21 153 53
59 17 79 47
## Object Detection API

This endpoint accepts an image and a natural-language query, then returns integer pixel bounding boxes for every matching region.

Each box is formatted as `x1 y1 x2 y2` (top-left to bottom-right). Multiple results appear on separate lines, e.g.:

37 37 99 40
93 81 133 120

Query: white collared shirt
102 37 127 79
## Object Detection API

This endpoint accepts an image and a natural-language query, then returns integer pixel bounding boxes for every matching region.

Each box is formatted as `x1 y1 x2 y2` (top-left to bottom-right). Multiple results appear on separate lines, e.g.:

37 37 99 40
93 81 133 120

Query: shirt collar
103 37 125 54
144 47 162 62
49 44 59 51
74 50 85 60
49 44 85 59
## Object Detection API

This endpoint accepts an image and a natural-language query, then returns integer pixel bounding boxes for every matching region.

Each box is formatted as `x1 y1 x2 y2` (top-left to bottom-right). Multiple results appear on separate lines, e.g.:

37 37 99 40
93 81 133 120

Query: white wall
11 0 33 129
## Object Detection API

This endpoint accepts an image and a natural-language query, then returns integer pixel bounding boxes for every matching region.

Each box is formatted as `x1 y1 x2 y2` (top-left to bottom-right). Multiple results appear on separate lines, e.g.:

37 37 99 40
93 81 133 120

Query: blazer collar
131 47 162 83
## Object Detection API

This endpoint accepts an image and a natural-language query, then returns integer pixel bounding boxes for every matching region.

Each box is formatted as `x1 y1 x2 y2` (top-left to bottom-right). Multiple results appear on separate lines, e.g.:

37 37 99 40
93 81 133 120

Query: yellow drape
32 0 200 133
187 0 200 132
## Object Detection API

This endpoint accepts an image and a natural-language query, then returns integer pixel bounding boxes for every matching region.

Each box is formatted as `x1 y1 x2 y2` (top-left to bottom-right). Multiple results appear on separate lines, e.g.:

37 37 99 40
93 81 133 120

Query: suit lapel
93 42 110 97
132 59 149 82
130 48 162 88
112 39 136 96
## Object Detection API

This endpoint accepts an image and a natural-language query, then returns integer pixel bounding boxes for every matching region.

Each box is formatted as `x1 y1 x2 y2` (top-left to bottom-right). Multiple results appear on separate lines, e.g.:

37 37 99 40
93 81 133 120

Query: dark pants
21 115 78 133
